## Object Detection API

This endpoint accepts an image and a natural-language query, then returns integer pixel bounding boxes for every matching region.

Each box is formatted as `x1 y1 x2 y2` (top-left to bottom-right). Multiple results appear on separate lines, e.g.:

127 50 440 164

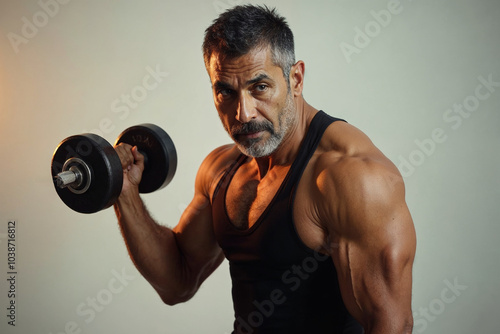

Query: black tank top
212 111 364 334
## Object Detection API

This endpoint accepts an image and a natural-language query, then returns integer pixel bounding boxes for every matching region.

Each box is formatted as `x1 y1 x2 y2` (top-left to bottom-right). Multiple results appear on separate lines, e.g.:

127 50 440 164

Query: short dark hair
202 5 295 80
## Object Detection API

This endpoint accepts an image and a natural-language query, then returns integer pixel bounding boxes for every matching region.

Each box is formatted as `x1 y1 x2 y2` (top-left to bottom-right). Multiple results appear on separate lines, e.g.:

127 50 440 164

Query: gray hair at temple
202 5 296 84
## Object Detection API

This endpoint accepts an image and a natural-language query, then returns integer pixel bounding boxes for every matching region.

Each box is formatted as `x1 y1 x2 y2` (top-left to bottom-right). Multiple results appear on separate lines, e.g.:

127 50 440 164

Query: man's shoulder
294 118 405 248
196 144 242 198
204 144 241 166
312 120 403 202
304 120 407 237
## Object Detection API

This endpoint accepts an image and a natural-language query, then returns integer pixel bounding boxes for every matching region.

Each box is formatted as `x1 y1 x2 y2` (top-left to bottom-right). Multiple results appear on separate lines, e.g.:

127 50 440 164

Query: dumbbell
51 124 177 214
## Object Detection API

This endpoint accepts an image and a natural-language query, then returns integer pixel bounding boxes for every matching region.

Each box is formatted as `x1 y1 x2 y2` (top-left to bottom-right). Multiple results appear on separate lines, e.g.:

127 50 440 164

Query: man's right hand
114 143 145 194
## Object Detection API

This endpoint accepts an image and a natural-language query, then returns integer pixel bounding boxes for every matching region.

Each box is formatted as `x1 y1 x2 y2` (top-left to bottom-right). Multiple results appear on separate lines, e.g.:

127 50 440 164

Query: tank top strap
212 153 247 200
280 110 345 195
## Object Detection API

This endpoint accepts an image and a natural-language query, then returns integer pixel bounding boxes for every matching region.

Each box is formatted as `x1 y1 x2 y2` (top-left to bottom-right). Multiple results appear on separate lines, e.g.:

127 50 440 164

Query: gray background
0 0 499 333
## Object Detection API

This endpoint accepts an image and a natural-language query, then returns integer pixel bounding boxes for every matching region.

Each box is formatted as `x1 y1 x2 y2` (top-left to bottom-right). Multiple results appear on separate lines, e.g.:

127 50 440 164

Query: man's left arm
320 156 416 333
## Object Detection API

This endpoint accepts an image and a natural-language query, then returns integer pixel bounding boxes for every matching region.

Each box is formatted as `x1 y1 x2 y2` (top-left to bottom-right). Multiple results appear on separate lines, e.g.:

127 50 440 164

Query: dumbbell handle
55 170 78 188
55 166 82 188
54 159 92 195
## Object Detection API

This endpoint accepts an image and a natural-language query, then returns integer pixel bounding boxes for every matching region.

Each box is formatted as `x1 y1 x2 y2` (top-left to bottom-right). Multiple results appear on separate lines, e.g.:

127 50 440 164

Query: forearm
363 311 413 334
366 324 413 334
114 190 191 304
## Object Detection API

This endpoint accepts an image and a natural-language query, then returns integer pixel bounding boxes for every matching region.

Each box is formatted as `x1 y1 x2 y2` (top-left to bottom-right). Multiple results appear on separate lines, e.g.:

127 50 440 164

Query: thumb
132 146 145 170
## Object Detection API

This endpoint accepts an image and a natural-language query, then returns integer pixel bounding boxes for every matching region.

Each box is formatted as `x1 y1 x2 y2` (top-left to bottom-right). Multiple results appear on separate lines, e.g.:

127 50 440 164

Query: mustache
231 120 274 137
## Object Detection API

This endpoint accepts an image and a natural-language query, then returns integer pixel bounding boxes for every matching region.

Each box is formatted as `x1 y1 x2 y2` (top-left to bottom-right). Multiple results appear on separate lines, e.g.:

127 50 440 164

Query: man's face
208 47 296 158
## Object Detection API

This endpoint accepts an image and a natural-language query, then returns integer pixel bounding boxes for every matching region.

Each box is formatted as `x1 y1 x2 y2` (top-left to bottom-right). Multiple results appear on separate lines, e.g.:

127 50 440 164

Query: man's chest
222 159 329 251
225 165 289 230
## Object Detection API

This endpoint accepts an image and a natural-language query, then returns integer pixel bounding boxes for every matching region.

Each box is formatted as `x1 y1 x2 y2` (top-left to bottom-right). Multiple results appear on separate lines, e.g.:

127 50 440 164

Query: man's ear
289 60 305 97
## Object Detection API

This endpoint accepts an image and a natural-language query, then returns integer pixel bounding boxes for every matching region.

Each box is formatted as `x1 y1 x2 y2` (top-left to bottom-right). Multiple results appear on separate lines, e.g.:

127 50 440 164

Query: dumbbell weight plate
51 134 123 214
115 124 177 194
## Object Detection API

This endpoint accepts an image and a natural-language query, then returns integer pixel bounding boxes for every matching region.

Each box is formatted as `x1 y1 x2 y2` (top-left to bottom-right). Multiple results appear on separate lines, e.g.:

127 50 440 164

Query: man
114 5 416 334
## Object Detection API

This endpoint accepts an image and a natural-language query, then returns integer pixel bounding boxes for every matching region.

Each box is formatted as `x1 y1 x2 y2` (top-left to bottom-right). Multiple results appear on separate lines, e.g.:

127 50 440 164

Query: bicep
324 160 416 331
170 147 235 288
332 204 415 328
173 191 225 283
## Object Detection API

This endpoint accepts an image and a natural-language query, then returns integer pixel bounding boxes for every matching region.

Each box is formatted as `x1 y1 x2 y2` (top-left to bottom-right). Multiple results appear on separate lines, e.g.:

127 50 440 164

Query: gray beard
230 92 296 158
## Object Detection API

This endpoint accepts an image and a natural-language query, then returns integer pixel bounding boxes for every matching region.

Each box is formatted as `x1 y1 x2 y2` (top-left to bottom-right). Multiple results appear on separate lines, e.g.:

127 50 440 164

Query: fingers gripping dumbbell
51 124 177 214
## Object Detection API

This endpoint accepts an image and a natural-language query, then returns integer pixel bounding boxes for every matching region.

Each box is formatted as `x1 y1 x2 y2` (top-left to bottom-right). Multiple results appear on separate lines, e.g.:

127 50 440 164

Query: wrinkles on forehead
209 45 274 71
208 47 278 87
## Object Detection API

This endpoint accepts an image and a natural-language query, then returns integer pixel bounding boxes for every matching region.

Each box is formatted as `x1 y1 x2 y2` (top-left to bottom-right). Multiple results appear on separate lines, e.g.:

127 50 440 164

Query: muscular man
114 5 416 334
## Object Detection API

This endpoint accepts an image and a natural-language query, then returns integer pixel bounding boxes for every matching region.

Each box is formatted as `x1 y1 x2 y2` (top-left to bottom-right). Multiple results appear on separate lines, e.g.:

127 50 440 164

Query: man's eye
255 84 268 92
218 89 233 97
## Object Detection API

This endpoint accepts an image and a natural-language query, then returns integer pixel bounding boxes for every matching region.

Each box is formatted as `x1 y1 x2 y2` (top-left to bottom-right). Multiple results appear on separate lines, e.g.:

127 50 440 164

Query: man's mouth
237 131 264 140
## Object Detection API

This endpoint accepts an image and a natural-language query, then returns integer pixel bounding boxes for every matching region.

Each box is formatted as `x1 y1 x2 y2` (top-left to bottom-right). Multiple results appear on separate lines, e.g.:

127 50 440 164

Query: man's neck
253 100 317 179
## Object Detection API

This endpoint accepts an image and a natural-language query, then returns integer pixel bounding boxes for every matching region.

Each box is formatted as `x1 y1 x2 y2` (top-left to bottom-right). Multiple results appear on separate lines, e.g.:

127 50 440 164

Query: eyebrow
212 73 272 91
246 73 271 86
213 80 232 91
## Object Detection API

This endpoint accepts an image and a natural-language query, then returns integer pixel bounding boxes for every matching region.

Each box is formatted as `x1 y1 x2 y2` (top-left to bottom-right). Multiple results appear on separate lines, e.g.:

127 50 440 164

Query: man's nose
235 94 257 123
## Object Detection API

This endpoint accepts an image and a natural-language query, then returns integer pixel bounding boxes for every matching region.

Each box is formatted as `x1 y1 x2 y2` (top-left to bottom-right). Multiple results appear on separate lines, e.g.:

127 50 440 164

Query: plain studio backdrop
0 0 499 333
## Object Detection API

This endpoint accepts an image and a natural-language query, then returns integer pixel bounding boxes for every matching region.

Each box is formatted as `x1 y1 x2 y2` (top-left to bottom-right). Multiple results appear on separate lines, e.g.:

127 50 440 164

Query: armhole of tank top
288 112 346 255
